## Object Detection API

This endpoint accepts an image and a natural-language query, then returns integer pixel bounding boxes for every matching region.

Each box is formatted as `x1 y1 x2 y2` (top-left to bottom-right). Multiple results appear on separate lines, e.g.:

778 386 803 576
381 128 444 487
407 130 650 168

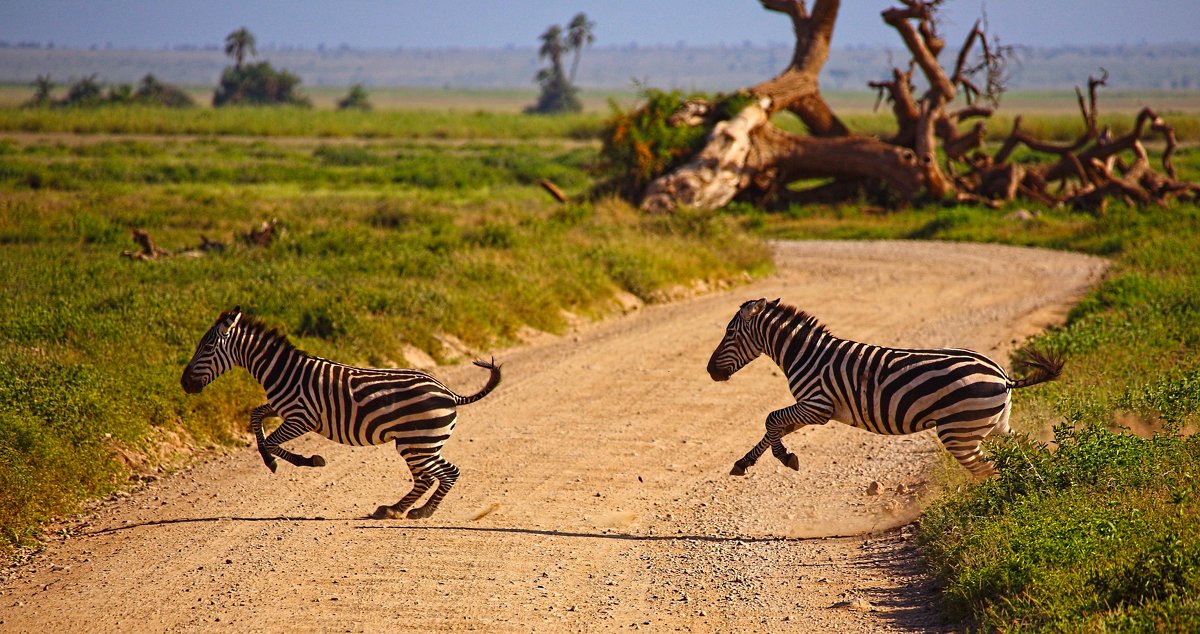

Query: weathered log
635 0 1196 212
641 101 771 212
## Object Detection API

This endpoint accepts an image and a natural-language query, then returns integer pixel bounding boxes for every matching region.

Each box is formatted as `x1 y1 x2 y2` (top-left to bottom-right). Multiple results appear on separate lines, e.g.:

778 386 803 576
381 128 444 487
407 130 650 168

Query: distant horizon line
5 41 1200 53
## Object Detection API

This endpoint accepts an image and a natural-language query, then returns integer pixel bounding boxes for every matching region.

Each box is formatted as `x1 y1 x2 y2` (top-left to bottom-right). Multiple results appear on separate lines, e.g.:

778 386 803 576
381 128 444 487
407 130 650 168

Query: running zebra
706 298 1063 477
181 307 501 519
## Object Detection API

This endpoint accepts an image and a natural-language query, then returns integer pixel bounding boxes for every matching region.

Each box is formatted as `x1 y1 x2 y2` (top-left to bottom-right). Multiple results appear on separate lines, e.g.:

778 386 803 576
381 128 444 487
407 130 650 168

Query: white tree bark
640 100 770 212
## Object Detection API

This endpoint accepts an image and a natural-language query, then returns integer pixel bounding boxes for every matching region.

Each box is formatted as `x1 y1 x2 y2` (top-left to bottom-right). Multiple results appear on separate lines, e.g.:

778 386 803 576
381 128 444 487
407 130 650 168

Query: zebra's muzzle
706 359 730 382
181 367 205 394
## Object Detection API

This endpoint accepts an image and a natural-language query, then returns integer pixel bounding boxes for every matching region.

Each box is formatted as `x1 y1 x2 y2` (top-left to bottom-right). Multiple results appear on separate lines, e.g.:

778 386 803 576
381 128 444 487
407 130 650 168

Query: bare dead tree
638 0 1197 213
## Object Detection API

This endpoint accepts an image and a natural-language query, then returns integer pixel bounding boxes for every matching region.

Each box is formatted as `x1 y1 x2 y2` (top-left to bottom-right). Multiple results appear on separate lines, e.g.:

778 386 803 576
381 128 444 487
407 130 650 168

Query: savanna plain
1 91 1199 631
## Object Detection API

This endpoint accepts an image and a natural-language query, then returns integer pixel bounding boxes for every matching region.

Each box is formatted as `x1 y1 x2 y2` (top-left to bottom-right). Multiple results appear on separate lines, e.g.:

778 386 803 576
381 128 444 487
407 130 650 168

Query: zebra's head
707 298 774 382
181 307 243 394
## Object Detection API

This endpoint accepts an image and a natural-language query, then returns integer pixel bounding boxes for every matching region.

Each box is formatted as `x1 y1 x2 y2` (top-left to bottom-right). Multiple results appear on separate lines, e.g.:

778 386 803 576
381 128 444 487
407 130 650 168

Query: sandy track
0 240 1106 632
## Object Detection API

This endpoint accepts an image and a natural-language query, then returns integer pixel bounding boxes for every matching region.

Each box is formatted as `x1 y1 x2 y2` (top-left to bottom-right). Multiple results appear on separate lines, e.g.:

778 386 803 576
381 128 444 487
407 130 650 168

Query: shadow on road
83 515 896 545
82 515 337 536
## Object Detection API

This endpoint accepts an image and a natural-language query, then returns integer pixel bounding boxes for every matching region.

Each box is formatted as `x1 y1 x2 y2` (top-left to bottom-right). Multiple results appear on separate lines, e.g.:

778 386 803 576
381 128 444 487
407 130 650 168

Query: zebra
180 307 501 519
705 298 1063 477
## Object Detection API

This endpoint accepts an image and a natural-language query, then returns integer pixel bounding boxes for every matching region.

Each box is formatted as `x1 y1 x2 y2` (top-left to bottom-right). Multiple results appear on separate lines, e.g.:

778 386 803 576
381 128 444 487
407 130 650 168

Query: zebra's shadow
82 515 885 545
82 515 337 537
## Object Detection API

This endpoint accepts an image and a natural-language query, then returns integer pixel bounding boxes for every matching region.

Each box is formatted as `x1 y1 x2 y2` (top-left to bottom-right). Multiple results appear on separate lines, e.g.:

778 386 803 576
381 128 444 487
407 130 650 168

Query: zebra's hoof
264 459 278 473
406 507 434 520
370 505 401 520
310 455 326 467
730 464 747 476
784 453 800 471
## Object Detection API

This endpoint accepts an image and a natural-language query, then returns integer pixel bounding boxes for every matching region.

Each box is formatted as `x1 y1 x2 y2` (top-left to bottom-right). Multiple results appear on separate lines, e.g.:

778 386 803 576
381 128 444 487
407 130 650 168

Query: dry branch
539 179 568 204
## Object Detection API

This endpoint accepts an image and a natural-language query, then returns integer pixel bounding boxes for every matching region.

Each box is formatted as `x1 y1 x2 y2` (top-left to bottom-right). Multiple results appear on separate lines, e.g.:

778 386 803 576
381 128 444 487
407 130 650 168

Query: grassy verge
753 144 1200 629
0 105 605 139
0 119 771 558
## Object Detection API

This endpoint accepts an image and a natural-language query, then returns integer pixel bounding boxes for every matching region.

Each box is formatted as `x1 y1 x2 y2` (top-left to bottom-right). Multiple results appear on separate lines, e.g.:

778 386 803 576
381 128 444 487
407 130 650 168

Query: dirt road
0 240 1106 632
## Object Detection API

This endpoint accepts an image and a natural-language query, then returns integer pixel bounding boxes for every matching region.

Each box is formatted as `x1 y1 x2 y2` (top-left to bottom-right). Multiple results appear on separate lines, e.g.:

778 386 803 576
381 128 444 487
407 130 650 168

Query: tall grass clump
918 422 1200 631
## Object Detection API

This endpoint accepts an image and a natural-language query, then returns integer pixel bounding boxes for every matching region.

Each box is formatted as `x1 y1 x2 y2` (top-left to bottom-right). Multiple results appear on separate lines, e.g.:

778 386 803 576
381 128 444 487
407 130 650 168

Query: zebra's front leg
731 441 769 476
250 404 279 473
731 401 829 476
260 417 325 470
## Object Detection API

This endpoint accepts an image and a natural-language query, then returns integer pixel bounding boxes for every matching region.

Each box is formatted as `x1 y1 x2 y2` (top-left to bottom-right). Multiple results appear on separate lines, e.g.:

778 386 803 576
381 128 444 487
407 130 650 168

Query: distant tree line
24 73 195 108
22 27 325 110
20 19 609 114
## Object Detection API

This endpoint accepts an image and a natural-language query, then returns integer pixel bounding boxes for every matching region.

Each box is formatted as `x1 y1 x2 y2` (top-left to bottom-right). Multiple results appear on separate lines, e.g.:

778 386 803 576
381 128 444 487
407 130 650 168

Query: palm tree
537 24 566 79
224 27 257 69
530 22 582 114
565 12 595 84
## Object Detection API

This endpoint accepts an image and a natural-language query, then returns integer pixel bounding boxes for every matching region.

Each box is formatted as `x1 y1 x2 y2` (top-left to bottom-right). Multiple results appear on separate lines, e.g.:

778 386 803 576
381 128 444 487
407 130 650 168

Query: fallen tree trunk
634 0 1197 213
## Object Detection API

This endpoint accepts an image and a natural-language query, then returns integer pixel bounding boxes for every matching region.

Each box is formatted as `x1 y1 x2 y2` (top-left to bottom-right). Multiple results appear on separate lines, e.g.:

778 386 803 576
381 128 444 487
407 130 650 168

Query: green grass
0 105 605 139
919 424 1200 631
754 145 1200 630
0 115 771 557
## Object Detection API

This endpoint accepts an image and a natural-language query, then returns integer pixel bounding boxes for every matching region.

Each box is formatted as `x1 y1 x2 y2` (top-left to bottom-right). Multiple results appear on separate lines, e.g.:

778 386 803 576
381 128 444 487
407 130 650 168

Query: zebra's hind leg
936 424 997 478
260 417 325 470
371 475 433 519
371 444 434 519
406 456 460 519
250 404 279 472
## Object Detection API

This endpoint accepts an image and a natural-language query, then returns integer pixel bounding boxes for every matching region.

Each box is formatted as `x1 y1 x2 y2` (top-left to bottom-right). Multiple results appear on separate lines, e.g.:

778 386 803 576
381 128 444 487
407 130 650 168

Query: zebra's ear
769 298 781 306
740 298 767 320
219 308 242 336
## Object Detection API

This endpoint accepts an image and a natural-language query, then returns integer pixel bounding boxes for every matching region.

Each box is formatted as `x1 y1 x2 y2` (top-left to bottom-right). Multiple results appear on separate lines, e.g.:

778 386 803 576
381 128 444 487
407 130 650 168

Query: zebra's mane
764 300 832 338
232 313 306 356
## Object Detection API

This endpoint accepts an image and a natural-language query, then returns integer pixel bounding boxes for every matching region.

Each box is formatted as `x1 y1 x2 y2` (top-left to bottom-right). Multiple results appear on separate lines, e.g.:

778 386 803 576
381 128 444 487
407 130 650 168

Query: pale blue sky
1 1 1196 50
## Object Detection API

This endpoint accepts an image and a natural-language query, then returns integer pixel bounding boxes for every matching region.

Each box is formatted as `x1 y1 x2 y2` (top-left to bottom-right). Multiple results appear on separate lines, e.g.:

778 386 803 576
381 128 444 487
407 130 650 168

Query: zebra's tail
450 357 502 406
1007 348 1065 390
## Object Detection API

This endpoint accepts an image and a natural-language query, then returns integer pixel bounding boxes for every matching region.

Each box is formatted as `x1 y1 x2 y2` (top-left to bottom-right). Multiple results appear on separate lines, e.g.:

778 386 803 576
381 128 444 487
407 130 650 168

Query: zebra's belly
830 402 887 434
312 418 375 447
312 409 459 447
830 400 928 436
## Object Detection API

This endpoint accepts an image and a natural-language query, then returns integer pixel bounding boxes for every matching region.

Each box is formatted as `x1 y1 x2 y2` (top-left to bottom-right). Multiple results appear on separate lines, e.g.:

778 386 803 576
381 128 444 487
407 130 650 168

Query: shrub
337 84 372 111
213 61 311 107
597 88 719 201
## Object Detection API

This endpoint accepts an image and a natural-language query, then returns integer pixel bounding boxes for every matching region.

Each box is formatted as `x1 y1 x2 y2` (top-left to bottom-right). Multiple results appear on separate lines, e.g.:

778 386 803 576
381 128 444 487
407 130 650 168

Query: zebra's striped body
182 308 501 519
706 298 1062 477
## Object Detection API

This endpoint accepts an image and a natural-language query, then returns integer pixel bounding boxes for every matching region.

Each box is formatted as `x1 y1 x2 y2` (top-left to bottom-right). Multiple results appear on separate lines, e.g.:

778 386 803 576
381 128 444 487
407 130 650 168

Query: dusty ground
0 240 1107 633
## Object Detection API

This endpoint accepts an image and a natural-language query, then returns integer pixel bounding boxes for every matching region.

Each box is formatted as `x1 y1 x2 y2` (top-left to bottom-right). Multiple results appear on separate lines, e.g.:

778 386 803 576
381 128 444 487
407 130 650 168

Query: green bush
212 61 311 107
598 89 710 200
919 424 1200 631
